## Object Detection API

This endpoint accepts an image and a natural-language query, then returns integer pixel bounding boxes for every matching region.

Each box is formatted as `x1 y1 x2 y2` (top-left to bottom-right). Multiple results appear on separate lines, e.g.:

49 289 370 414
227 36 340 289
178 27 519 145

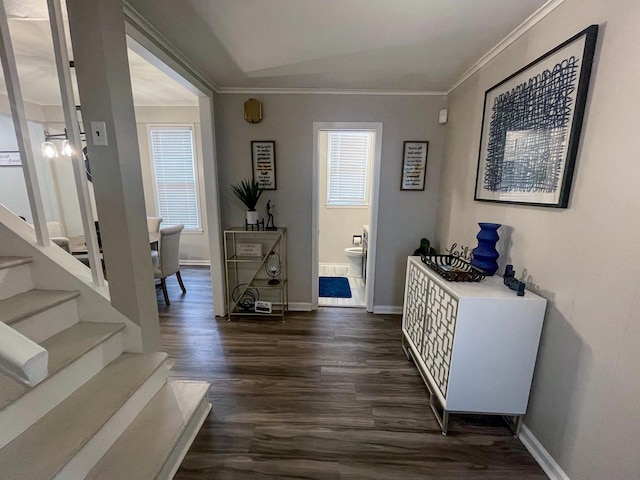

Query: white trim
122 1 218 95
217 87 446 96
519 424 569 480
312 122 382 314
448 0 566 94
179 260 211 266
372 305 403 315
288 302 313 312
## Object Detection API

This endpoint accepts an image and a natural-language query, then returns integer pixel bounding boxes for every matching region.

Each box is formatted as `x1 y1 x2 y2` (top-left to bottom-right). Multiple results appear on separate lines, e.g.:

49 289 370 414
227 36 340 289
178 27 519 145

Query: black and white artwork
475 25 598 208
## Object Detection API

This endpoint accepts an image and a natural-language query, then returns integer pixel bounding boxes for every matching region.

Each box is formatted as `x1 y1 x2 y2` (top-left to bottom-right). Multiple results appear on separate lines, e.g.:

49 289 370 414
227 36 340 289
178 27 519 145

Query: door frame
312 122 383 312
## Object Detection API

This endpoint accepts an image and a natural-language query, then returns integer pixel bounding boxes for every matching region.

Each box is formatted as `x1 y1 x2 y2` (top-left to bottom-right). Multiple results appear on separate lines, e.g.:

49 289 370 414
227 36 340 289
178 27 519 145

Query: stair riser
0 331 124 450
158 396 211 480
54 361 169 480
9 300 79 344
0 264 33 301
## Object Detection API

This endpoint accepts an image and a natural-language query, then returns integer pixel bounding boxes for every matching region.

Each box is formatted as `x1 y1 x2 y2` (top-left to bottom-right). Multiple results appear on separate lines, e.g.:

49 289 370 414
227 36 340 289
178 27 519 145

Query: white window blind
149 126 200 230
327 131 371 206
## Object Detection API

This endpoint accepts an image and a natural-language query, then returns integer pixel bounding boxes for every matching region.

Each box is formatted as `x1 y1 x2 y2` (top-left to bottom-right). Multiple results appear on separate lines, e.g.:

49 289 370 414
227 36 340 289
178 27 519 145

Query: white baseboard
519 424 569 480
288 302 313 311
372 305 403 315
179 260 211 266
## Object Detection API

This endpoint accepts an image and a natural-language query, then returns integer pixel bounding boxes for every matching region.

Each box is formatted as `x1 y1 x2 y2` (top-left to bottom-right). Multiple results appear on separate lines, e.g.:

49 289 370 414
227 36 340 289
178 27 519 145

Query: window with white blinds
326 131 372 206
149 126 200 230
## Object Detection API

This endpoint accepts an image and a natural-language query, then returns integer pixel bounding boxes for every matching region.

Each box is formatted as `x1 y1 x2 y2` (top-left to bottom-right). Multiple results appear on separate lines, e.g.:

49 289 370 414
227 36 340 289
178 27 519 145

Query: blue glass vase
471 223 501 276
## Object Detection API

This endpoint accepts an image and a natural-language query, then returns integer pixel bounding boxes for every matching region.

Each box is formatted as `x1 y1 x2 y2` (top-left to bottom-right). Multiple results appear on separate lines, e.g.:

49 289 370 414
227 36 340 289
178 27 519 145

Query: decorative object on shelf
251 140 276 190
420 254 486 282
244 98 263 124
265 251 281 285
230 178 263 226
266 199 276 230
401 141 428 191
231 283 259 312
445 243 473 262
474 25 598 208
245 219 265 231
504 265 526 296
236 243 263 257
413 237 437 256
255 300 272 314
470 223 501 276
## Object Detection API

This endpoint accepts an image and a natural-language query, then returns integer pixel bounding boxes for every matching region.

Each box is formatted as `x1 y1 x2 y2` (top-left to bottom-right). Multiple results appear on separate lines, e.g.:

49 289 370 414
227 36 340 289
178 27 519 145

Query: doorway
312 122 382 311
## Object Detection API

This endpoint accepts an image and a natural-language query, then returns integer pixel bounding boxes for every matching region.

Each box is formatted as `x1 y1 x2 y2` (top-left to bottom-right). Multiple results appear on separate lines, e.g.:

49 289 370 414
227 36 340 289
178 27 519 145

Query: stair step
0 322 126 449
0 352 168 480
0 257 33 301
0 322 125 411
0 256 32 271
0 289 80 326
86 381 210 480
0 289 80 343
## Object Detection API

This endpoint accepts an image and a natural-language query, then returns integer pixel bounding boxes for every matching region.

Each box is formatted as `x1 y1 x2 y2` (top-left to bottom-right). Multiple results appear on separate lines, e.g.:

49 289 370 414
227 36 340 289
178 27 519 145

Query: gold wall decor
244 98 263 124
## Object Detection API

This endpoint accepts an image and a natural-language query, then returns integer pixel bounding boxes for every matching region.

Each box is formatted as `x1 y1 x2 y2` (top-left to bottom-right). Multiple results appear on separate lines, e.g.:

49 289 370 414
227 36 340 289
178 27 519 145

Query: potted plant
230 179 263 224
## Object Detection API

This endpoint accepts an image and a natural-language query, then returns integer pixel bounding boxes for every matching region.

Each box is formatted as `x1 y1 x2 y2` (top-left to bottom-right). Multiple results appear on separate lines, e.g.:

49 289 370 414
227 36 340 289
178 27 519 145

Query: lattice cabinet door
420 278 458 399
403 259 429 353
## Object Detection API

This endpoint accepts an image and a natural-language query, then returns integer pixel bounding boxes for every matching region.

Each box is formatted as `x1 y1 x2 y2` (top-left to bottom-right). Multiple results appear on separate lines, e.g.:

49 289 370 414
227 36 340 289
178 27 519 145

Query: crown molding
216 87 446 96
122 1 220 94
447 0 566 94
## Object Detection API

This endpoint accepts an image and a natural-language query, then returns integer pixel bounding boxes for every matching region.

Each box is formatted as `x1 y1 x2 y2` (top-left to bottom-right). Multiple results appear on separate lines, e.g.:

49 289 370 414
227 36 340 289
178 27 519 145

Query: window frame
325 130 372 208
147 124 202 233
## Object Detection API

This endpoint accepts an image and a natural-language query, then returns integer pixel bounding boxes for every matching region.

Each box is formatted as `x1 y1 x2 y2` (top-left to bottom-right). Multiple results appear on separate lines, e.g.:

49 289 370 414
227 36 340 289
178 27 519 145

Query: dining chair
146 217 163 233
152 224 185 305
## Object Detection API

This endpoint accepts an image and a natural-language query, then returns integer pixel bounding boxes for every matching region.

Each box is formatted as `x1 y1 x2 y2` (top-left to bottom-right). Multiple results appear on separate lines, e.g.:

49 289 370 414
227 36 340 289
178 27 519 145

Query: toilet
344 246 364 278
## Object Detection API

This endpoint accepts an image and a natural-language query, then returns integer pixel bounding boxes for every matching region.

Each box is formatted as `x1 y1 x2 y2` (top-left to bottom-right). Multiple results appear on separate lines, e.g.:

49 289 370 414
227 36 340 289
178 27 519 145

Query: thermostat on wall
438 109 448 124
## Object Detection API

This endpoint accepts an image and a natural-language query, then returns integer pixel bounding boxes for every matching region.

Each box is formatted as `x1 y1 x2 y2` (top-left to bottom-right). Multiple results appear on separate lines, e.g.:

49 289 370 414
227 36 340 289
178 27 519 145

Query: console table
401 256 546 435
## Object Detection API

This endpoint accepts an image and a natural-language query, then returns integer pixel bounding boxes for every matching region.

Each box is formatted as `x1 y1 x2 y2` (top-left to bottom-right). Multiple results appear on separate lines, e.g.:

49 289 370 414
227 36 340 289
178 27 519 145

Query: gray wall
435 0 640 478
215 93 447 308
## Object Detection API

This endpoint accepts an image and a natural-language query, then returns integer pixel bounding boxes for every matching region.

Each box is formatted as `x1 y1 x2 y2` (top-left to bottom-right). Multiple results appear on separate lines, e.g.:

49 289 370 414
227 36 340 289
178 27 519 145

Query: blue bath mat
319 276 352 298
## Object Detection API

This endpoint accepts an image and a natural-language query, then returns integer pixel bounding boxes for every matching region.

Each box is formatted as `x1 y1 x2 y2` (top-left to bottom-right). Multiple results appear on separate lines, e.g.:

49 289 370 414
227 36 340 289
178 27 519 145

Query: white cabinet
401 256 546 434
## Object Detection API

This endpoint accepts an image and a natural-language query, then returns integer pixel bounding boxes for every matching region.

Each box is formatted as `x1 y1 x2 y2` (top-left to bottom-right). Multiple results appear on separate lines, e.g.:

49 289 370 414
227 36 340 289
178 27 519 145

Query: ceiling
0 0 551 101
0 1 198 107
126 0 550 92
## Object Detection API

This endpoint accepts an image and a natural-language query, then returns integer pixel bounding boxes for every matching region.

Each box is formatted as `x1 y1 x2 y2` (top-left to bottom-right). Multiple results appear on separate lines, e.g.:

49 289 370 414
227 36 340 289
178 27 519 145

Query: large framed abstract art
474 25 598 208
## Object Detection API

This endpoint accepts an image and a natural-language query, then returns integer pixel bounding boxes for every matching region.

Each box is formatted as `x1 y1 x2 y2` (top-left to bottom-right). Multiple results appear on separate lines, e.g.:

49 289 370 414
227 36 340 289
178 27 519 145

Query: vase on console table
471 222 501 276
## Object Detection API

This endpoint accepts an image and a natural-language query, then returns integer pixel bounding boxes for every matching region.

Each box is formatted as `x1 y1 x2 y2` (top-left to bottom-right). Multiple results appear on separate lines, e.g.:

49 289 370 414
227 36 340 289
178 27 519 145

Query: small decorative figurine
413 238 437 256
266 199 276 230
503 264 526 296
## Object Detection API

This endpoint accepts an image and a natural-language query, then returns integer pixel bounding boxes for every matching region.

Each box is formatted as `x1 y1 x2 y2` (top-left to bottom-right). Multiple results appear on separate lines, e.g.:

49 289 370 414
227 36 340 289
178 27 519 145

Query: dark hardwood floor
157 267 546 479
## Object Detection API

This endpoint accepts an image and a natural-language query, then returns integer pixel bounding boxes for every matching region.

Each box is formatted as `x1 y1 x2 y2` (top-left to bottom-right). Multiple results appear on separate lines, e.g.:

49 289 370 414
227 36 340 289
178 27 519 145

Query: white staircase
0 255 211 479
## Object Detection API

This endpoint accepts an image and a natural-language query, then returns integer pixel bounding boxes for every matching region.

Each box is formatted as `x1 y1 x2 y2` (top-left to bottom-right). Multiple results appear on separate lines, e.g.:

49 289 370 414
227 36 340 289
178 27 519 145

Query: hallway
159 267 545 479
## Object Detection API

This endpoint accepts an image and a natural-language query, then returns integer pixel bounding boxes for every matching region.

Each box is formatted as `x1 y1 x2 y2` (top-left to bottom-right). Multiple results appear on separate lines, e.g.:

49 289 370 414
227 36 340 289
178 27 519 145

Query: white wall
215 93 447 308
42 105 210 262
435 0 640 478
0 113 60 226
318 130 372 265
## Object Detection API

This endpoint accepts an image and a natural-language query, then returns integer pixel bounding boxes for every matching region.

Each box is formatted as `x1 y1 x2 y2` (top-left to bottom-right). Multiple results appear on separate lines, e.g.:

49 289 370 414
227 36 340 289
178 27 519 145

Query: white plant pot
246 210 259 224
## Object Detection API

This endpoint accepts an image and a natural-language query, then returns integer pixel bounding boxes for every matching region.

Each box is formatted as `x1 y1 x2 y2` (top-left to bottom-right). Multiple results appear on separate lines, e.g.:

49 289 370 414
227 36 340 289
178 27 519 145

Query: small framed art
401 141 428 191
251 140 276 190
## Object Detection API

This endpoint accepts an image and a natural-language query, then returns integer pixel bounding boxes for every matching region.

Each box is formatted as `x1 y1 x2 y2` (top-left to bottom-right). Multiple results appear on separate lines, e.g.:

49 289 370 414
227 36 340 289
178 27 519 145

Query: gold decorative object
244 98 263 124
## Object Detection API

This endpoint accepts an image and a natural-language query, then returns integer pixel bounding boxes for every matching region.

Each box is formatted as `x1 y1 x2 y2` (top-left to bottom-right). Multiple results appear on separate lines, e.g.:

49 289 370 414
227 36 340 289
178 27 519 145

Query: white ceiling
126 0 550 92
0 0 552 100
0 5 198 107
